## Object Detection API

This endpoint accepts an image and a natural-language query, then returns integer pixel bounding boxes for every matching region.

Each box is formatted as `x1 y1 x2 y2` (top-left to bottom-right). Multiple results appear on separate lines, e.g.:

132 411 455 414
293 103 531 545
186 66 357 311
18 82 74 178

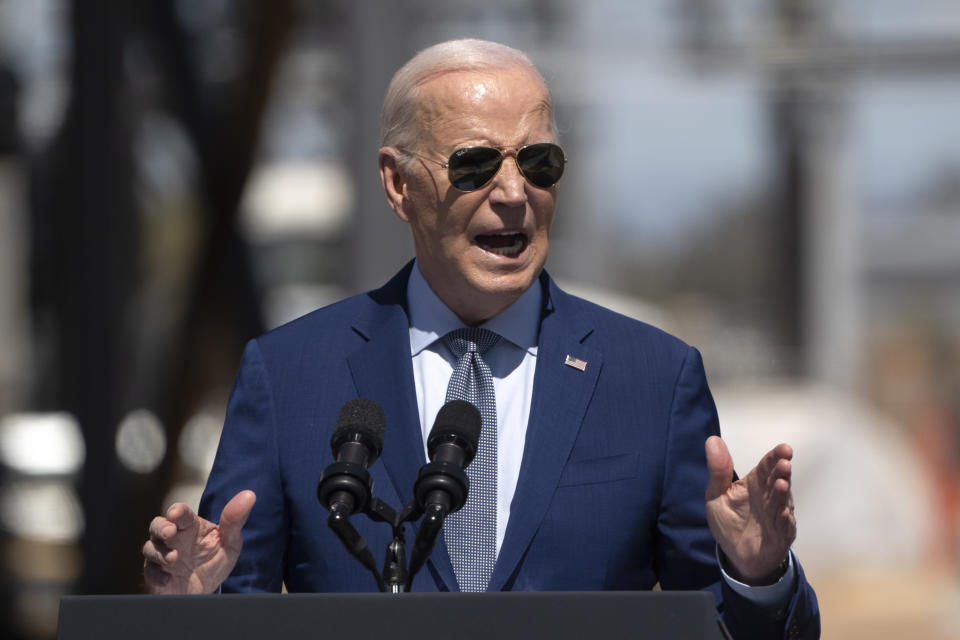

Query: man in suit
143 39 819 638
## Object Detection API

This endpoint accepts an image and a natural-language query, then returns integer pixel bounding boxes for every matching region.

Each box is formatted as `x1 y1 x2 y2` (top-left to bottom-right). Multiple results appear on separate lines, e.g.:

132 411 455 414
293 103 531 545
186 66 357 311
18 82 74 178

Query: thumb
219 490 256 550
704 436 734 501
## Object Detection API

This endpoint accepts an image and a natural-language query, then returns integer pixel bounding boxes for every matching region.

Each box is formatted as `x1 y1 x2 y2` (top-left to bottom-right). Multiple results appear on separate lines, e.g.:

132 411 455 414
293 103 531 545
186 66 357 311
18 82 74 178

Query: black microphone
407 400 482 587
317 398 386 516
415 399 482 513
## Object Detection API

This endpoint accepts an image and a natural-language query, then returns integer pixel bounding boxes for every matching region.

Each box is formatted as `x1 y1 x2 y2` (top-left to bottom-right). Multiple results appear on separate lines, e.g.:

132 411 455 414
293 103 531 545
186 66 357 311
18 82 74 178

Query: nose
488 154 527 206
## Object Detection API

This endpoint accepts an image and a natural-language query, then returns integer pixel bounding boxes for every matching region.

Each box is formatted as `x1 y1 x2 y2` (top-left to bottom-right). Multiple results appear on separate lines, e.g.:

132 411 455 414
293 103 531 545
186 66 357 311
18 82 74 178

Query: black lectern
58 591 729 640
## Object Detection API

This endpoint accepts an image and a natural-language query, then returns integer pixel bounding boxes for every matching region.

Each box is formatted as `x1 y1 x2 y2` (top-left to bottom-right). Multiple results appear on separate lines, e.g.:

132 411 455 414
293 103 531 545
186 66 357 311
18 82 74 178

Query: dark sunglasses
403 142 567 192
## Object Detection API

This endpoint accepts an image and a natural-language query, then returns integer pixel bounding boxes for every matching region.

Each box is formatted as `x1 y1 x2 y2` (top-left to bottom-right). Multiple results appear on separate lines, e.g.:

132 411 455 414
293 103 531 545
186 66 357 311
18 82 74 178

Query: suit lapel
489 278 601 590
345 263 459 591
346 312 422 509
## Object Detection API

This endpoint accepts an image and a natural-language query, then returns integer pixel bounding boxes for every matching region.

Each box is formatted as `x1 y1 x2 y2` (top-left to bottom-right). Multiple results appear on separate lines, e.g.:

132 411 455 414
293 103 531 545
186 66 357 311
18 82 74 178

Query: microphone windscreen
428 399 482 453
331 398 386 456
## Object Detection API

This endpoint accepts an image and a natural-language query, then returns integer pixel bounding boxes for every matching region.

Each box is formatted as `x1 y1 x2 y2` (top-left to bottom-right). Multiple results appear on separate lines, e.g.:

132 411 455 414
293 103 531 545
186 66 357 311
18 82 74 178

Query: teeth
477 232 525 256
487 237 524 256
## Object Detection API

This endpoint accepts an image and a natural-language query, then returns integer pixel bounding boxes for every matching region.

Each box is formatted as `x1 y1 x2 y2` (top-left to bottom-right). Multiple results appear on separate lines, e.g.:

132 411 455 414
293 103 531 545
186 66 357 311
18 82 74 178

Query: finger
779 498 796 521
778 502 798 542
772 476 791 495
774 442 793 461
141 539 177 567
756 443 794 487
148 516 177 542
143 560 172 591
763 479 793 525
760 475 794 537
774 457 792 479
219 490 257 550
764 458 792 495
704 436 734 501
760 443 793 473
166 502 200 532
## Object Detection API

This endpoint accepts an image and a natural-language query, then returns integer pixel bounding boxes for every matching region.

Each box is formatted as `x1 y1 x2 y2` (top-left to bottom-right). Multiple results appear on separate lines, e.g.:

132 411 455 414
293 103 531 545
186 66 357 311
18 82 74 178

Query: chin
471 268 540 300
477 245 546 286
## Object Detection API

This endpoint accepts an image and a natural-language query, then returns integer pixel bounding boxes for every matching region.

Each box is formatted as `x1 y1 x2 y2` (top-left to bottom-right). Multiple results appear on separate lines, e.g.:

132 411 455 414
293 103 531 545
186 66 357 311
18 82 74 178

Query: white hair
380 38 554 158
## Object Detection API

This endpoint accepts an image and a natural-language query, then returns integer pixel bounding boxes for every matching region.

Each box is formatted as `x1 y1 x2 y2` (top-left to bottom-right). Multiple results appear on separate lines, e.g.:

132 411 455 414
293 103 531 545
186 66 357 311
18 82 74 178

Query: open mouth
475 232 528 257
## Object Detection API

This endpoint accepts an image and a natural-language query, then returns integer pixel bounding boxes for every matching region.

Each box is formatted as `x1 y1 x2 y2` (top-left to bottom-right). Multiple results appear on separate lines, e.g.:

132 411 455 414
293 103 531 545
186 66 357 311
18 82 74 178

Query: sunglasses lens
516 143 565 188
445 143 566 191
447 147 503 191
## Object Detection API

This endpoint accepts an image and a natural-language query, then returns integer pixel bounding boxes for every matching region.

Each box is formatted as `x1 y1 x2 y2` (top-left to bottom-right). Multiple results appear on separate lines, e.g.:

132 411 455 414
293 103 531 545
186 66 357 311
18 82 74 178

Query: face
380 67 559 325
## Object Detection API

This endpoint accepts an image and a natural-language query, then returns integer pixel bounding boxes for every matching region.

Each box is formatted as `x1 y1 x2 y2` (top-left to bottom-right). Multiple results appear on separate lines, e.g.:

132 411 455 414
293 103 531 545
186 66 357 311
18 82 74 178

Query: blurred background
0 0 959 638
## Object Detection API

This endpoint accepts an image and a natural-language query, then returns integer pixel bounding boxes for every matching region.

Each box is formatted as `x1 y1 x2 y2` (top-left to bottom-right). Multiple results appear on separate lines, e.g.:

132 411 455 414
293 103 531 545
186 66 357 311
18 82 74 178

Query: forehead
414 67 554 147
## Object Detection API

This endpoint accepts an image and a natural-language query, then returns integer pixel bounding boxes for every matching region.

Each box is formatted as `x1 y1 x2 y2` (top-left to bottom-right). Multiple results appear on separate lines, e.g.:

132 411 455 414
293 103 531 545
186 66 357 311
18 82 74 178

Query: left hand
704 436 796 585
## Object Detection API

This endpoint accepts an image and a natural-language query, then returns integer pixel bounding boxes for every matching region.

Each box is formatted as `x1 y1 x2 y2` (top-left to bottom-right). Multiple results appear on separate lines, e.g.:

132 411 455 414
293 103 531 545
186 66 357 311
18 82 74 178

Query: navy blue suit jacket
199 262 819 639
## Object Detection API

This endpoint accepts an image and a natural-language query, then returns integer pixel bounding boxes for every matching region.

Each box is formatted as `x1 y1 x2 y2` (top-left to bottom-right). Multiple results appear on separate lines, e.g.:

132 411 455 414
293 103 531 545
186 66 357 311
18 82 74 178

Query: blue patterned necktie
442 327 500 592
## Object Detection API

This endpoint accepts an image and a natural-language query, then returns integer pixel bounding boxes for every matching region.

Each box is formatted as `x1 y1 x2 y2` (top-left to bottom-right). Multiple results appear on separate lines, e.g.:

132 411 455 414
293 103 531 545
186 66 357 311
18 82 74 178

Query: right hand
142 490 256 594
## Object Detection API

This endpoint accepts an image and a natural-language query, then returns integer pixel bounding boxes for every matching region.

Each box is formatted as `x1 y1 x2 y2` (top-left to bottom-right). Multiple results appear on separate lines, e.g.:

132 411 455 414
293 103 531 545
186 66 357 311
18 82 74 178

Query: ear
378 147 410 223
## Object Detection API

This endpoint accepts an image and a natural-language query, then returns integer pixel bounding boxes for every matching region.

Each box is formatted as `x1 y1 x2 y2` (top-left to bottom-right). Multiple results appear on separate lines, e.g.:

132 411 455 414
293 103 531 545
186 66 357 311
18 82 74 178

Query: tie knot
443 327 500 358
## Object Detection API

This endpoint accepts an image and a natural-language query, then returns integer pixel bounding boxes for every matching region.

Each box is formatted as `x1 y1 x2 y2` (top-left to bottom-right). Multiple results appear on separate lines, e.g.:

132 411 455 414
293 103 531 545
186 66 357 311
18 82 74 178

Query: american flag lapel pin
564 354 587 371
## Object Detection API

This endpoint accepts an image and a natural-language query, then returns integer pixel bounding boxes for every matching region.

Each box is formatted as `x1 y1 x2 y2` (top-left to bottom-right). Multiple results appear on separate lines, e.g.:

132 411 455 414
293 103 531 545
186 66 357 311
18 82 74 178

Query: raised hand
704 436 796 585
142 490 256 594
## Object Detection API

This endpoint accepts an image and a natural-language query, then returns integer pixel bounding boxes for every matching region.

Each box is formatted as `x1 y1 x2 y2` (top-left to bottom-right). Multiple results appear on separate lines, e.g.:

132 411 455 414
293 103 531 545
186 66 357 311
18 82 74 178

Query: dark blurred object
0 50 22 640
28 0 292 608
29 0 142 605
0 62 18 154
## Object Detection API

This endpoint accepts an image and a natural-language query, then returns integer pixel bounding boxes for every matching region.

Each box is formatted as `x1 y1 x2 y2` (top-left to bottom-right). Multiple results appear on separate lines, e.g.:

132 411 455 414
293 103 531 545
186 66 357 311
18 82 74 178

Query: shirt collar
407 260 542 357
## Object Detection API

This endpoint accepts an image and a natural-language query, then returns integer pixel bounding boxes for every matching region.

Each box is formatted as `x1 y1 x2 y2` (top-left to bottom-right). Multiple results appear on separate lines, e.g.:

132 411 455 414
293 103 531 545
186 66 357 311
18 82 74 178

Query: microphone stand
363 497 443 593
325 502 384 592
365 498 408 592
405 503 446 588
324 491 452 593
